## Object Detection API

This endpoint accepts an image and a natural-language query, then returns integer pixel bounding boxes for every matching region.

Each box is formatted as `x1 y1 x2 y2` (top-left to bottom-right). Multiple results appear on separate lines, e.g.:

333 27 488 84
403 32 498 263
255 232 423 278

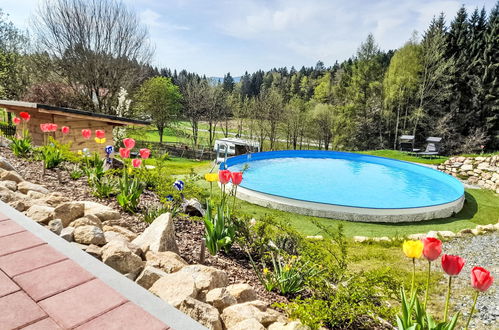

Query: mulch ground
0 145 286 305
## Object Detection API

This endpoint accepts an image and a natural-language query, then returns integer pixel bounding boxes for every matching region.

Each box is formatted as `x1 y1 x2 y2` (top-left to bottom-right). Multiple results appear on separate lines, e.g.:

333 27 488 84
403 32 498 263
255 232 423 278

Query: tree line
1 0 497 153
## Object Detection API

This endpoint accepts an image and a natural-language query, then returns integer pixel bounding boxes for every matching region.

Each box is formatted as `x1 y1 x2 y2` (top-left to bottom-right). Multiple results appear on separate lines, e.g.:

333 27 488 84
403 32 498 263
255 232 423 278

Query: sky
1 0 496 77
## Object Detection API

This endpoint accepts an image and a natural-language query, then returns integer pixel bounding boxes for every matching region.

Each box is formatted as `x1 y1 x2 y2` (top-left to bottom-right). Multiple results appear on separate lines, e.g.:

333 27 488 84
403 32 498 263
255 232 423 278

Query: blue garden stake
166 195 174 202
173 180 185 200
105 145 114 164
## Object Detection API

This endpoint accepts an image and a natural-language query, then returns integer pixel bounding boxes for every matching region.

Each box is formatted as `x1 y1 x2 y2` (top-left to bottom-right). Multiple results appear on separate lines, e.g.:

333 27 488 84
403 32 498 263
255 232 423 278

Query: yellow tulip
77 150 83 155
403 240 424 259
263 268 269 275
204 173 218 182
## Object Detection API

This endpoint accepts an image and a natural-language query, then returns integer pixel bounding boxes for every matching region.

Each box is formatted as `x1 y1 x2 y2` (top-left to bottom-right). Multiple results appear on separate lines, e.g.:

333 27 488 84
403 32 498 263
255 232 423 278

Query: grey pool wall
222 150 465 223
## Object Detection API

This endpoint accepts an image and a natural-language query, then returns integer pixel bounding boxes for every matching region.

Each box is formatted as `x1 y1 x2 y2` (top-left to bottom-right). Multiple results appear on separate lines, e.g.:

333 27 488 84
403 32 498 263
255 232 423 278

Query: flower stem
465 290 479 330
424 260 431 309
444 276 452 322
410 258 416 296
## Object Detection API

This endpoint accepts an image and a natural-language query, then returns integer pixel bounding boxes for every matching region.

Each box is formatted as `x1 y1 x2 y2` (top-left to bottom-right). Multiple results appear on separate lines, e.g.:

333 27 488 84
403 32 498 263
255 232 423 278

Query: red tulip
82 129 92 139
119 148 130 159
139 148 151 159
219 170 231 184
132 158 142 168
61 126 70 134
231 172 243 185
123 138 135 149
13 117 21 125
49 123 58 132
441 254 465 276
421 237 442 261
471 267 494 292
19 112 30 121
95 130 105 139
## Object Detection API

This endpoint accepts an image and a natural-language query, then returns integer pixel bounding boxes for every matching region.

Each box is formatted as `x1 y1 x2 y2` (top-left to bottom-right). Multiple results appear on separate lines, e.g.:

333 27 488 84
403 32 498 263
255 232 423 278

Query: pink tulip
139 148 151 159
82 129 92 139
49 124 58 132
132 158 142 168
13 117 21 125
123 138 135 149
95 130 105 139
61 126 70 134
119 148 130 158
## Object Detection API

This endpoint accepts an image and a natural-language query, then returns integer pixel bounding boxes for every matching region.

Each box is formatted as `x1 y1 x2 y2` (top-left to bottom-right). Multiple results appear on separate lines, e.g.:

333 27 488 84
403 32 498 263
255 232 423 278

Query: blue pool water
224 151 464 209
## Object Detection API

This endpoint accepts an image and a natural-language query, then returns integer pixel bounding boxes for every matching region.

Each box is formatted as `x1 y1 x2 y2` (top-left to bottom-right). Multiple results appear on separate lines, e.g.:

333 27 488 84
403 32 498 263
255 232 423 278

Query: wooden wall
8 108 117 156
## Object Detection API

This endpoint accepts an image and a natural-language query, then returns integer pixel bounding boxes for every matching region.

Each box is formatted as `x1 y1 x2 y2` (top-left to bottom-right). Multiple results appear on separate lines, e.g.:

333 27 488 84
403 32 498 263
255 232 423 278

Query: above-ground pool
222 150 465 223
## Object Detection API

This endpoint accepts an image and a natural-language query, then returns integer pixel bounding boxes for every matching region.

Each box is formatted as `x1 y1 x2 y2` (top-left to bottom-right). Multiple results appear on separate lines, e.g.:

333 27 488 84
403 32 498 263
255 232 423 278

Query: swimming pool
222 150 465 222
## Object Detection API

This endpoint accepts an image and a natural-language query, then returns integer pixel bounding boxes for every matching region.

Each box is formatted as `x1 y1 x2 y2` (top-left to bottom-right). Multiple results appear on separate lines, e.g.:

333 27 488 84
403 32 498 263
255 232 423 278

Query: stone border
234 184 465 223
0 200 206 330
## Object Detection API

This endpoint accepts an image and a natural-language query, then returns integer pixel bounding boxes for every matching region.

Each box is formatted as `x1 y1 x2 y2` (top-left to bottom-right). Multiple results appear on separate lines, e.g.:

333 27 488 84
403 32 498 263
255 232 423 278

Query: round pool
222 150 465 222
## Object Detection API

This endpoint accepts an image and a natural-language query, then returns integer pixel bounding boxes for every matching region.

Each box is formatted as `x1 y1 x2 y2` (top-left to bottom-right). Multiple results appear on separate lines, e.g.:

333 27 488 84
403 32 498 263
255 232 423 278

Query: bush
9 131 32 157
116 170 144 213
91 175 118 198
38 143 65 169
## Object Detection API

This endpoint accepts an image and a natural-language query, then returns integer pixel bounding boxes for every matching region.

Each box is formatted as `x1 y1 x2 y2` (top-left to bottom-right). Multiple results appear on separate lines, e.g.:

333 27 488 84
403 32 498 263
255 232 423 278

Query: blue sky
1 0 495 76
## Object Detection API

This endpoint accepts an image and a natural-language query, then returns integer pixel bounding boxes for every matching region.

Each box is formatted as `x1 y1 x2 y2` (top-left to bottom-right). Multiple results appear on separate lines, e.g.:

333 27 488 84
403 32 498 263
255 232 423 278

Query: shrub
68 164 83 180
203 200 235 255
91 176 118 198
9 131 32 157
38 143 65 169
116 170 144 213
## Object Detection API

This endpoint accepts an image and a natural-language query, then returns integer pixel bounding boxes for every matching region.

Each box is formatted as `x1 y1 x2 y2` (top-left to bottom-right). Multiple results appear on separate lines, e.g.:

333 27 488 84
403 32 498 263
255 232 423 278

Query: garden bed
0 145 286 306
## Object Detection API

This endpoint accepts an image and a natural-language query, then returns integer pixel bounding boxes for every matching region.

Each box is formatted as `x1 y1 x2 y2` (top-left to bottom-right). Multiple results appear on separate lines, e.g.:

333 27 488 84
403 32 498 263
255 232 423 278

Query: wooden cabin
0 100 149 154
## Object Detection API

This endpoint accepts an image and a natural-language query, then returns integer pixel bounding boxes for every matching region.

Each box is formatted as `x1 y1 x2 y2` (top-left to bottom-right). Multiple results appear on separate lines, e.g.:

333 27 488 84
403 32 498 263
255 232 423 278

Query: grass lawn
358 149 448 165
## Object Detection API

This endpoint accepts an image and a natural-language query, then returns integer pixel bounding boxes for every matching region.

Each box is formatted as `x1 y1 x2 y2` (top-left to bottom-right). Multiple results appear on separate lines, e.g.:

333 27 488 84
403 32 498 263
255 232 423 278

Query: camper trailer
214 138 260 163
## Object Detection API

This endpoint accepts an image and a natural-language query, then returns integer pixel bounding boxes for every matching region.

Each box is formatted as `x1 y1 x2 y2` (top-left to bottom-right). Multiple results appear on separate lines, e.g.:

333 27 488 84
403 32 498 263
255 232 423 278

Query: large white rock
226 283 257 303
229 318 265 330
60 227 75 241
0 188 14 203
206 287 237 312
179 264 229 298
0 180 17 191
69 215 102 229
17 181 49 195
25 205 55 224
149 271 198 307
0 171 23 183
132 213 179 253
102 225 137 241
221 301 283 328
101 240 144 274
82 201 121 221
0 157 15 172
268 321 310 330
74 225 106 245
145 250 187 273
135 266 168 289
48 219 63 235
178 297 222 330
54 202 85 227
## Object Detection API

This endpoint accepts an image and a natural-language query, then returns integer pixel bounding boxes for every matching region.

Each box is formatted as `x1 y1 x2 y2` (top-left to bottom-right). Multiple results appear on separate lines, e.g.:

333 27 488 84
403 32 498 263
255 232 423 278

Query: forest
1 1 498 154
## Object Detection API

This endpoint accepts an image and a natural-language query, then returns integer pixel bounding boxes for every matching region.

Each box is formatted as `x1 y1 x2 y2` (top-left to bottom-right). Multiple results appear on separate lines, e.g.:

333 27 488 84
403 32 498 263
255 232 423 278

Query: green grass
144 157 210 175
357 149 448 165
230 189 498 238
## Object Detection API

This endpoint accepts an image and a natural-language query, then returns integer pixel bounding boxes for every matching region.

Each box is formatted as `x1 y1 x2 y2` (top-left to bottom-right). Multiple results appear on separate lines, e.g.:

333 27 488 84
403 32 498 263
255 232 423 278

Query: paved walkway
0 212 170 329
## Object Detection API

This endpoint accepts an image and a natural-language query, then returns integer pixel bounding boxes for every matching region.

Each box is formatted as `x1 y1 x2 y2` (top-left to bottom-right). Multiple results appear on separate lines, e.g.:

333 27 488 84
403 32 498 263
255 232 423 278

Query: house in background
0 100 148 154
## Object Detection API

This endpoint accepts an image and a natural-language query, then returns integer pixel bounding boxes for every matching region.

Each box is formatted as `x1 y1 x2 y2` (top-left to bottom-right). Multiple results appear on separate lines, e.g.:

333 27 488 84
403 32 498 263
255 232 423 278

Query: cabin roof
0 100 149 126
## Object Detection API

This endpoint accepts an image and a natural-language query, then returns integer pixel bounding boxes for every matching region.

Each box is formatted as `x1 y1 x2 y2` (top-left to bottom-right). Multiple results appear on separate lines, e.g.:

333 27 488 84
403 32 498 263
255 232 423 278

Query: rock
69 214 102 229
471 228 483 236
437 230 456 238
476 224 496 232
71 242 88 250
54 202 85 227
305 235 323 240
461 164 474 171
268 321 309 330
60 227 75 241
0 157 15 172
48 219 63 235
0 171 23 183
221 301 283 328
17 181 49 195
149 272 198 307
101 240 144 274
83 201 120 221
26 191 45 199
102 225 137 241
178 297 222 330
0 180 17 191
145 250 187 273
103 157 124 171
372 236 391 242
206 287 237 312
226 283 257 303
179 265 229 298
124 268 142 281
182 198 206 217
229 318 265 330
135 266 168 289
85 244 102 259
0 189 14 203
74 225 106 245
132 213 179 253
104 231 129 243
353 236 369 243
458 228 473 236
25 205 55 224
8 199 29 211
40 192 70 207
407 233 426 240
